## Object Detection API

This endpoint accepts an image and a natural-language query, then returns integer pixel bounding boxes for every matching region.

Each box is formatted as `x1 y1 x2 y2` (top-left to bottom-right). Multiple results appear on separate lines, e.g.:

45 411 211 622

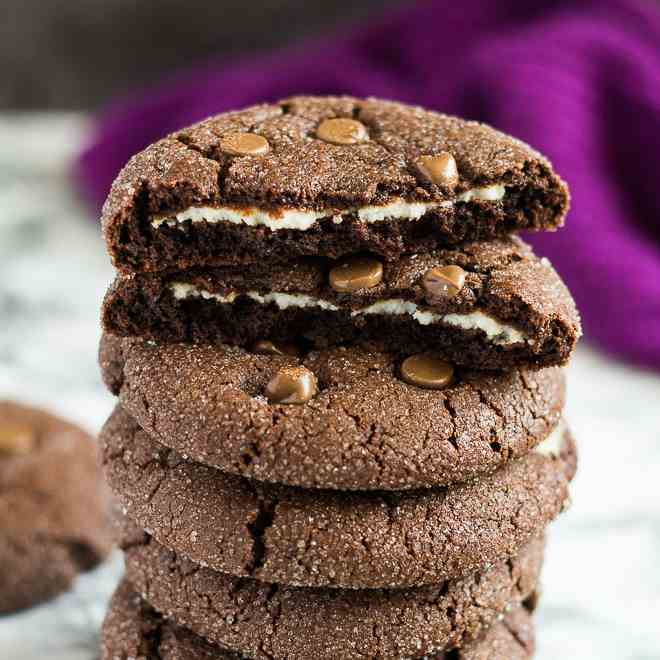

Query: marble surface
0 115 659 659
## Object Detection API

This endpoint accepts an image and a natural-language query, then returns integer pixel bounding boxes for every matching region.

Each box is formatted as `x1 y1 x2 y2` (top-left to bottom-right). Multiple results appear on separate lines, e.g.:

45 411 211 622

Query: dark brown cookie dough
102 406 575 589
0 400 112 614
102 579 241 660
119 521 544 660
102 579 536 660
99 335 565 491
102 236 581 370
101 96 569 273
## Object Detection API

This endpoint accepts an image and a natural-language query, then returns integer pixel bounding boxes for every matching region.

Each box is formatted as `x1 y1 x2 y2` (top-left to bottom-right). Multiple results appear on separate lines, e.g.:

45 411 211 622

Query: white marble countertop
0 115 658 659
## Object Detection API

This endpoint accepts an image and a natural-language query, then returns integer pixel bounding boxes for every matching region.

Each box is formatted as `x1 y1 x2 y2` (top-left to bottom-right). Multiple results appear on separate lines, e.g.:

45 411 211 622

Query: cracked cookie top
101 96 569 272
102 578 536 660
103 406 575 589
99 334 565 491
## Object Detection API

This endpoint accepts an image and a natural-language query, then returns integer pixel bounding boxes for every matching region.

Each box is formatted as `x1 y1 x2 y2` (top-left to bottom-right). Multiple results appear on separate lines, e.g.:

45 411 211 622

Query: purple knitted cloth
76 0 660 369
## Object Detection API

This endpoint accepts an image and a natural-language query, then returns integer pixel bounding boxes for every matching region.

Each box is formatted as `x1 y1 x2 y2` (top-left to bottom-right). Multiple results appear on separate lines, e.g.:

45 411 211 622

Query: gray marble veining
0 115 658 659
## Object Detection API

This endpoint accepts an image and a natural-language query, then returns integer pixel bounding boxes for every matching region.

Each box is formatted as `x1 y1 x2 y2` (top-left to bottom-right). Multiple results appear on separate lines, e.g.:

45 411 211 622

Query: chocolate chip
329 257 383 293
265 366 318 404
251 339 300 357
400 354 454 390
416 152 459 187
423 265 466 301
0 423 36 455
219 132 270 156
316 118 369 145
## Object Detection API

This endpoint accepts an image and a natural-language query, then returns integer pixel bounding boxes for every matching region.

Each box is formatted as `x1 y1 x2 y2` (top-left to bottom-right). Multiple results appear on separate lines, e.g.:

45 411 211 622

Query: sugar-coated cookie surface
103 406 575 589
103 236 581 370
0 400 112 614
119 519 544 660
102 579 536 660
102 96 569 273
99 334 565 490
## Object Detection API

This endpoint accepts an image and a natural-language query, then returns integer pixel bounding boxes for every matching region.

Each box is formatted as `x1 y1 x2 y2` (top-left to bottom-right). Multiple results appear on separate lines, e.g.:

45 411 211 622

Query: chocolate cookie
101 96 569 273
102 236 580 370
99 335 565 490
102 579 536 660
0 400 112 613
119 521 544 660
103 406 574 589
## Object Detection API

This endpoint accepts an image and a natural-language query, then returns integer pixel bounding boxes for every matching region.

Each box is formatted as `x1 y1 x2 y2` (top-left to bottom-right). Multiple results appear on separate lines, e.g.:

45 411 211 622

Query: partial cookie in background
103 406 575 589
102 236 581 370
0 401 112 614
102 578 536 660
119 520 544 660
99 334 565 490
102 96 569 273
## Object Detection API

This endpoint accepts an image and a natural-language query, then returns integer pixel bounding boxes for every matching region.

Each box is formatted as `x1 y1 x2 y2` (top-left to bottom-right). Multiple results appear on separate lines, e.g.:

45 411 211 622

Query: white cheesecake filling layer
152 184 506 231
170 283 528 346
170 283 340 311
534 422 566 457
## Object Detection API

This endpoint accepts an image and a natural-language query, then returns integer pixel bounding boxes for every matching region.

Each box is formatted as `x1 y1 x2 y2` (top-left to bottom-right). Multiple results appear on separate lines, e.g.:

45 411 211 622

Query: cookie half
102 96 569 273
102 236 580 370
119 521 543 660
102 578 536 660
100 335 565 491
0 400 112 613
103 406 574 589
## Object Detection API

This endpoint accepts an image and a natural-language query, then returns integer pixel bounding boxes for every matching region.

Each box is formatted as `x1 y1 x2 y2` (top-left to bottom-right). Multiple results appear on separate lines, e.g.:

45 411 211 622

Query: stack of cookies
97 96 581 659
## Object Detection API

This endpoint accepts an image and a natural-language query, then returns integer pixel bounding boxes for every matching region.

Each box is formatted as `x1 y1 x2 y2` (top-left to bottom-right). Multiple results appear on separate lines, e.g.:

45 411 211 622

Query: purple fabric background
76 0 660 369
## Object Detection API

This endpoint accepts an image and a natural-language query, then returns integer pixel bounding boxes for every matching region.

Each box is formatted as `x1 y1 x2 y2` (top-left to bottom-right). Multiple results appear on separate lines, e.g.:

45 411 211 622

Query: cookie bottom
110 180 563 274
102 234 579 371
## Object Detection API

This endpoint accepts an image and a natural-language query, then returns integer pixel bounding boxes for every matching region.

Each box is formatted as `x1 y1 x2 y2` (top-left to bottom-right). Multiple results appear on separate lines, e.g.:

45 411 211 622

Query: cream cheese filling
152 184 506 231
170 283 528 346
533 421 567 457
